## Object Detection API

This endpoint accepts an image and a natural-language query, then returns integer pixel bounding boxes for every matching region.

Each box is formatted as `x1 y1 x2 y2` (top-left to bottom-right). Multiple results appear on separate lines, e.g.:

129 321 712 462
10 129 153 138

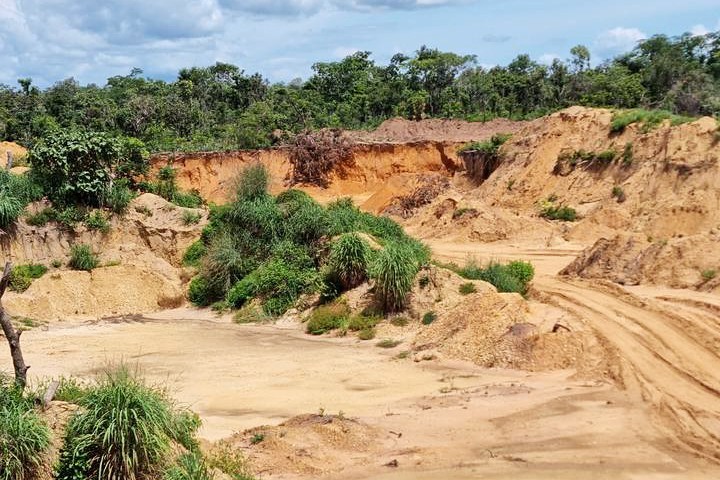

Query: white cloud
595 27 646 53
538 53 560 65
690 19 720 36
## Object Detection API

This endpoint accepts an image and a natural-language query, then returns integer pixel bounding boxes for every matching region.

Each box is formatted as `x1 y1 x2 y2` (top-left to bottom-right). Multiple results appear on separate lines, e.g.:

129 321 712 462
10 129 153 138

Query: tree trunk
6 151 13 170
0 262 29 389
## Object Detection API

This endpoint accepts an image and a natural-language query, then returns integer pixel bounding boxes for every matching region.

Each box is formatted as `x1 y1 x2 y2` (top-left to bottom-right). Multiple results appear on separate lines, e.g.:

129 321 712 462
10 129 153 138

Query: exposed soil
2 108 720 478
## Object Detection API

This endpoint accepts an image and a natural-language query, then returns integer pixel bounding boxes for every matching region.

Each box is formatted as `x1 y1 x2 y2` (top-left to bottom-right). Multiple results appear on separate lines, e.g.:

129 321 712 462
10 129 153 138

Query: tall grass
56 366 200 480
235 163 269 201
328 233 372 289
69 244 100 271
443 259 535 295
370 242 421 312
610 109 694 133
0 378 51 480
0 192 23 228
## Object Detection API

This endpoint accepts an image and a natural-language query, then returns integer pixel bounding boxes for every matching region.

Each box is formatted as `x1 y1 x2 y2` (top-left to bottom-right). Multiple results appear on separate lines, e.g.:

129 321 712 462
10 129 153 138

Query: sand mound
2 193 204 321
348 117 527 143
0 141 28 164
561 232 720 292
218 414 387 477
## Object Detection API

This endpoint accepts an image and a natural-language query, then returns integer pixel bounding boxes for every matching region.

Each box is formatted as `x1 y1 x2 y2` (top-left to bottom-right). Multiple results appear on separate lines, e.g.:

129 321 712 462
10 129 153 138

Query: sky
0 0 719 88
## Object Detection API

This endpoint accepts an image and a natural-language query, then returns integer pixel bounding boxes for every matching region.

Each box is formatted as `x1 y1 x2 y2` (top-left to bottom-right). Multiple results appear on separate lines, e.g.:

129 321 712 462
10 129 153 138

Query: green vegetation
612 186 626 202
459 282 477 295
164 451 211 480
69 244 99 271
358 328 376 340
56 366 204 480
441 259 535 295
8 263 47 292
182 240 206 267
188 165 426 316
105 179 135 214
539 201 578 221
458 133 512 154
422 311 437 325
25 207 56 226
702 269 717 281
148 165 203 208
181 210 201 226
306 301 351 335
610 109 695 133
622 142 634 166
84 210 111 233
0 378 51 480
1 32 717 152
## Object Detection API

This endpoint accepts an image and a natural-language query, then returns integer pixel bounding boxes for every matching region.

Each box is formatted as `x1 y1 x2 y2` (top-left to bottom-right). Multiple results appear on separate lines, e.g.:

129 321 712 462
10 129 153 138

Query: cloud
481 34 511 43
595 27 647 53
690 19 720 36
538 53 560 65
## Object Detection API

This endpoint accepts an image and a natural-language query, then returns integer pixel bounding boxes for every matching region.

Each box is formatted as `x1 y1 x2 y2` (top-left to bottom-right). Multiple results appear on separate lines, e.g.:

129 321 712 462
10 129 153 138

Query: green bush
459 282 477 295
85 210 111 233
56 206 86 229
506 261 535 286
0 382 51 480
25 207 56 226
105 179 134 214
476 263 525 294
306 302 351 335
253 256 319 315
56 366 201 480
347 314 380 332
422 311 437 325
702 269 717 281
69 244 99 271
188 276 213 307
226 273 259 309
8 263 48 292
328 233 372 290
540 204 577 221
596 149 616 162
377 339 401 348
235 163 269 202
370 242 420 313
171 191 203 209
357 328 376 340
3 171 44 205
458 133 512 154
181 210 201 226
182 241 206 267
445 259 534 295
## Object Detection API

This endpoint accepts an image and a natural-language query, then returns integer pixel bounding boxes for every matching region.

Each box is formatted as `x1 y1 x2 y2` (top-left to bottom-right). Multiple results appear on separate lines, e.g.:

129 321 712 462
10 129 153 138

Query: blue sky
0 0 718 87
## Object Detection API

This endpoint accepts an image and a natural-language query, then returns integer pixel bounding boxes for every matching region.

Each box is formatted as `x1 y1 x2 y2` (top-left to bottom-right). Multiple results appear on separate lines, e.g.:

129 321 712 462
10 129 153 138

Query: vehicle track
537 276 720 463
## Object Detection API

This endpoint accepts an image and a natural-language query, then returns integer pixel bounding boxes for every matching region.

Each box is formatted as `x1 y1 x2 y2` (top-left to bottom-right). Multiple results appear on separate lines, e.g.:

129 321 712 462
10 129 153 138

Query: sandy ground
6 239 719 478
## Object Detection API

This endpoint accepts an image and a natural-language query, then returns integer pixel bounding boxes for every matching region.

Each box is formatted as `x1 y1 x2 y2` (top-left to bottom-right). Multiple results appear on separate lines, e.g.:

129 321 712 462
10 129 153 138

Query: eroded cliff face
150 142 465 210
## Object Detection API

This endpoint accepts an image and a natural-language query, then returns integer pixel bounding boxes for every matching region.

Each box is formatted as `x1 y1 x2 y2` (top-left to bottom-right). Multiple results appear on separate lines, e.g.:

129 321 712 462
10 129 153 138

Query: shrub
8 263 48 292
459 282 477 295
622 142 634 166
0 384 51 480
105 179 134 214
328 233 372 290
181 210 201 226
69 244 99 271
306 301 351 335
56 206 86 229
235 163 269 201
85 210 111 233
282 195 330 245
56 366 200 480
288 130 353 187
201 234 258 302
596 149 616 162
457 133 512 154
446 259 534 295
702 269 717 281
188 276 213 307
390 316 409 327
377 339 401 348
612 186 626 202
182 241 206 267
476 262 525 294
234 303 272 324
370 242 421 313
507 261 535 286
206 442 255 480
357 328 376 340
4 171 44 205
347 314 380 332
226 273 259 309
422 311 437 325
171 191 203 209
25 207 56 226
164 452 211 480
51 259 62 268
540 204 577 221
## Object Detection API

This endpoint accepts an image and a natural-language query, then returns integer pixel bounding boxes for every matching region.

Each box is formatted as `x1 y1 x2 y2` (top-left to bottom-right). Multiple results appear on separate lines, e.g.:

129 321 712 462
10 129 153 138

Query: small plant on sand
250 433 265 445
370 242 421 313
357 328 376 340
390 316 409 327
69 244 99 271
540 202 577 222
622 142 634 166
306 301 351 335
85 210 111 233
377 339 401 348
8 263 48 292
422 311 437 325
701 269 717 281
611 186 626 202
181 210 201 226
459 282 477 295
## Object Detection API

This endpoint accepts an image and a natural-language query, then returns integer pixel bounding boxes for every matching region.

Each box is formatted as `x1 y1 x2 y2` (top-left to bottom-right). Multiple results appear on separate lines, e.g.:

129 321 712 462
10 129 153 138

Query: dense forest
1 31 719 152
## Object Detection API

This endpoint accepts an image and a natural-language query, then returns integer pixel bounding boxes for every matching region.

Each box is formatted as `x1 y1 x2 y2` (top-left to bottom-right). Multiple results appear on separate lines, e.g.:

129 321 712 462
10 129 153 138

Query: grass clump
164 451 211 480
458 133 512 154
539 201 577 221
56 365 202 480
622 142 634 166
701 269 717 281
181 210 201 226
234 303 273 324
306 301 351 335
85 210 111 233
347 314 380 332
182 241 206 267
377 339 401 348
357 328 376 340
69 244 99 271
327 233 373 290
369 242 422 313
105 179 135 214
25 207 56 226
445 259 535 295
459 282 477 295
610 109 694 133
8 263 48 292
0 379 51 480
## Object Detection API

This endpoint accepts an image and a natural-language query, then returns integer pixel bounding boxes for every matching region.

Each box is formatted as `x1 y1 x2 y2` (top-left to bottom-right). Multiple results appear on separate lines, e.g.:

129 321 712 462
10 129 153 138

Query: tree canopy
1 32 718 152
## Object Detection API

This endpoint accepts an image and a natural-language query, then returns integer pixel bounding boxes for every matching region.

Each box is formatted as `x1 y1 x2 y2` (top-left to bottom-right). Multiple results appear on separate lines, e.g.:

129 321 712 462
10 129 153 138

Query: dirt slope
347 117 526 143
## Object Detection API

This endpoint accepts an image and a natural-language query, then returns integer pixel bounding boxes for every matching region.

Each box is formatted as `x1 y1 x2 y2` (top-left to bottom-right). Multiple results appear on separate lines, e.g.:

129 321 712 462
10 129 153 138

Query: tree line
1 32 718 152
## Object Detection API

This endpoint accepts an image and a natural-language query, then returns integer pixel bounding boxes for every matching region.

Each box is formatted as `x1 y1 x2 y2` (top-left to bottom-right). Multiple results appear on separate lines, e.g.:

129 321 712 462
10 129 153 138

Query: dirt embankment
1 194 205 321
346 117 527 143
